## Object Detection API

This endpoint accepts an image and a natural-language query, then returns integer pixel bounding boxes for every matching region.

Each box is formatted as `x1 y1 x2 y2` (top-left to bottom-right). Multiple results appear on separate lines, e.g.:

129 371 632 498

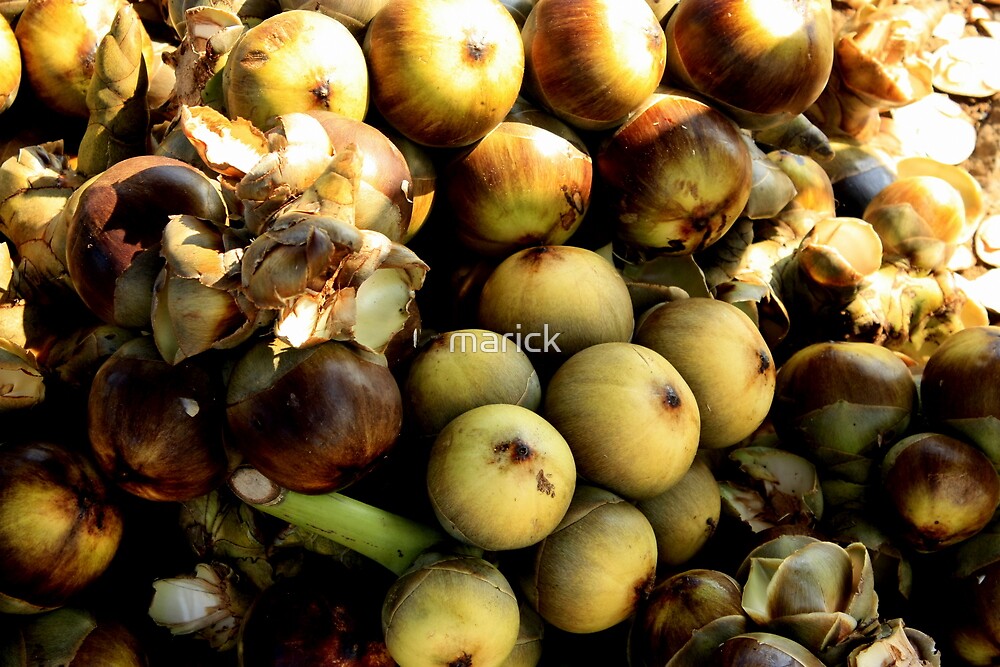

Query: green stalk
229 466 447 577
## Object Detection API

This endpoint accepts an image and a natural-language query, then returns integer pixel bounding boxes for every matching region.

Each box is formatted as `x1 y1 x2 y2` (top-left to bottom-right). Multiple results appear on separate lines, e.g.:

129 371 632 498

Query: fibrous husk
0 142 83 302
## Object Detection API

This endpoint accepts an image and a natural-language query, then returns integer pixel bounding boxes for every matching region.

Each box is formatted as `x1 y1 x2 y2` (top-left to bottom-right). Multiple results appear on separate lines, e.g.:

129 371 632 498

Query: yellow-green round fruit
382 554 520 667
633 297 775 449
426 404 576 551
544 342 700 500
477 245 634 361
635 456 721 566
223 10 369 130
404 329 542 437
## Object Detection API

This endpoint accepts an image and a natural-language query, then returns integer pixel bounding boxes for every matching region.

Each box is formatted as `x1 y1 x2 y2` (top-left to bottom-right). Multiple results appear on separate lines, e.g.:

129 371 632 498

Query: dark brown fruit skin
629 568 744 666
770 340 917 455
226 340 404 494
87 336 229 502
882 433 1000 552
239 568 397 667
65 155 227 327
0 441 124 610
73 619 149 667
920 325 1000 426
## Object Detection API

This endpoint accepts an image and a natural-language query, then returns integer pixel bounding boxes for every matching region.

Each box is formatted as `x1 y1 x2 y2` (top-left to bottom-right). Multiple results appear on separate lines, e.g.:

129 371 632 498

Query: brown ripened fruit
920 325 1000 468
225 338 403 494
65 156 227 329
0 441 123 614
87 336 229 502
881 432 1000 552
520 0 666 131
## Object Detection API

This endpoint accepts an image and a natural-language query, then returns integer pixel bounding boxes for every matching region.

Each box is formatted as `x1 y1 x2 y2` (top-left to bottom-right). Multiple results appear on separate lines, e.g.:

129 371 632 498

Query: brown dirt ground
948 0 1000 214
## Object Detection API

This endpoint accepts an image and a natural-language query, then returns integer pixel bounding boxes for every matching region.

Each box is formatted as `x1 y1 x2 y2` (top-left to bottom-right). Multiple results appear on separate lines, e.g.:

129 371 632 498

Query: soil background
947 0 1000 215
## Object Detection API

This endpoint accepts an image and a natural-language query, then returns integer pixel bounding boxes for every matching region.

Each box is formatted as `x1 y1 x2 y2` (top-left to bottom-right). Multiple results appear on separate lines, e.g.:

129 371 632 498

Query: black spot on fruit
662 385 682 408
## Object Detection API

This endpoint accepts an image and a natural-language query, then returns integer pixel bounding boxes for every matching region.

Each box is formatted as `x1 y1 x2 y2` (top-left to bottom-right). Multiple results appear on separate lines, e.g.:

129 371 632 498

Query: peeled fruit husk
426 403 576 551
771 340 917 474
664 0 834 130
382 553 520 667
862 175 970 272
0 142 83 303
833 4 937 109
881 432 1000 552
597 89 753 257
764 152 837 238
167 0 278 39
889 93 978 167
919 325 1000 469
443 109 593 257
742 137 798 222
404 328 542 437
476 245 634 360
544 342 700 500
304 111 414 243
363 0 524 148
846 618 941 667
840 262 989 364
14 0 150 118
930 35 1000 99
167 5 245 110
751 114 834 164
790 216 883 291
0 14 19 114
520 0 666 131
635 456 721 567
634 297 775 449
152 214 270 365
238 207 428 353
718 446 824 534
738 536 880 660
222 10 369 131
518 484 658 634
0 337 45 411
225 337 403 494
628 568 747 667
87 336 229 502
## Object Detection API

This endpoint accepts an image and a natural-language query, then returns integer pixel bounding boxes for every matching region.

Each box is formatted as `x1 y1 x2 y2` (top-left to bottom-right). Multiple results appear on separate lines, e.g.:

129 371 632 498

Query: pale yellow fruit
544 342 700 500
404 329 542 436
14 0 152 117
223 10 368 130
635 456 721 566
0 16 19 113
426 404 576 551
634 297 776 449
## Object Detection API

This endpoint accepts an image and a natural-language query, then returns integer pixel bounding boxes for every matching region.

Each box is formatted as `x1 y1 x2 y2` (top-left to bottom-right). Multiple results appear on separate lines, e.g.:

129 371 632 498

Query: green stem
229 466 446 576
